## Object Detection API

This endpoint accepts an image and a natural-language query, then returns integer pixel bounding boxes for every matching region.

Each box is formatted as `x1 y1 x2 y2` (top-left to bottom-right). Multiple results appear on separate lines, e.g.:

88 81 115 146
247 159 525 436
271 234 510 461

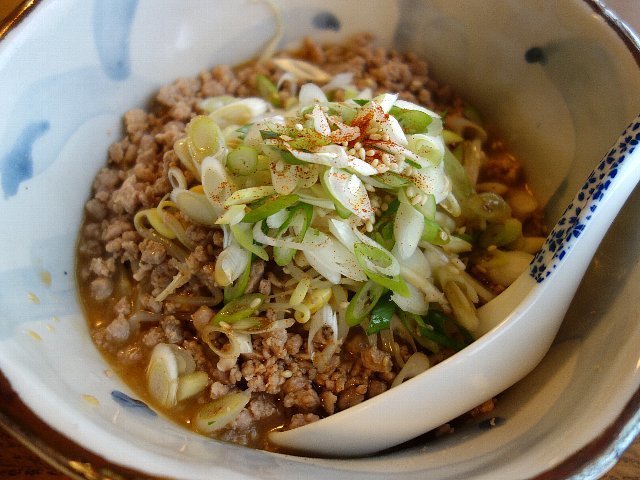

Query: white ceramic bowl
1 1 639 479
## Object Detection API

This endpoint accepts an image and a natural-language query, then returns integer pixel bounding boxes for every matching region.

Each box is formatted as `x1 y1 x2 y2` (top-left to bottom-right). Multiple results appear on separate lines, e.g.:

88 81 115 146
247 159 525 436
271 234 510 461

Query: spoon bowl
269 115 640 457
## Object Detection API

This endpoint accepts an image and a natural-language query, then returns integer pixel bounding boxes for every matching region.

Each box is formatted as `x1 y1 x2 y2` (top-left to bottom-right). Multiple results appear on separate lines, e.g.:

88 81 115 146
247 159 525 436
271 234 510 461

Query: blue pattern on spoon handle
530 116 640 283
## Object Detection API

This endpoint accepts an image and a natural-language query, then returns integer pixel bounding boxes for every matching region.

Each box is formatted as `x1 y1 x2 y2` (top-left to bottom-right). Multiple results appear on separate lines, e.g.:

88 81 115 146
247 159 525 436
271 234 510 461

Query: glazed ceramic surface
0 1 639 479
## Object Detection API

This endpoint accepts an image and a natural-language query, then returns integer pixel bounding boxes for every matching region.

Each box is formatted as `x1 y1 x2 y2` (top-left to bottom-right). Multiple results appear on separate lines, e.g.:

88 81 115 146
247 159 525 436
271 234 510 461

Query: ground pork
90 277 113 301
282 376 321 411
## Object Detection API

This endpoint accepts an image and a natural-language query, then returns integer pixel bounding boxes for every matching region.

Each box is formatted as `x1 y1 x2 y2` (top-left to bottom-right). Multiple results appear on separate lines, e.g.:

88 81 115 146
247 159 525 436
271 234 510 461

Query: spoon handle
530 115 640 283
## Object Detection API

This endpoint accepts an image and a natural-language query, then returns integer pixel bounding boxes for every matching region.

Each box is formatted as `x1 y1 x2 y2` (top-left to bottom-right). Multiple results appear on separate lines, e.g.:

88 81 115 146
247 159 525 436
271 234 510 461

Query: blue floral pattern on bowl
111 390 156 416
530 116 640 283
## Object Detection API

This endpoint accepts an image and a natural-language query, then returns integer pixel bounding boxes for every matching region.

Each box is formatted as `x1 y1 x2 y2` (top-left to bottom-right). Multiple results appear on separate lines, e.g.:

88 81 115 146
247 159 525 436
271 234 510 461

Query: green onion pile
138 67 543 422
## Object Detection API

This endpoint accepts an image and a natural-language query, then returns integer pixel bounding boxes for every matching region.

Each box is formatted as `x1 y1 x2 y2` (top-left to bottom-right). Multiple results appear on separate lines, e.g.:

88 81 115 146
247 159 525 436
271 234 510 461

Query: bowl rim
0 0 639 478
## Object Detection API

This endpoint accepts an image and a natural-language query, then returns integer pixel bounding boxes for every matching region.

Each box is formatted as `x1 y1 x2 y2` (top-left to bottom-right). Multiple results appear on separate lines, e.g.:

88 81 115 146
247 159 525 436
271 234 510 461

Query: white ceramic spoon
268 115 640 457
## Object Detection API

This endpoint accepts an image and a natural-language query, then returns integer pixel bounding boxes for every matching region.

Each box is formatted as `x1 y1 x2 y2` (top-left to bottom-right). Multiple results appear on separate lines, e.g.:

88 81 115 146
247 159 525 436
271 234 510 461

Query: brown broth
76 254 290 450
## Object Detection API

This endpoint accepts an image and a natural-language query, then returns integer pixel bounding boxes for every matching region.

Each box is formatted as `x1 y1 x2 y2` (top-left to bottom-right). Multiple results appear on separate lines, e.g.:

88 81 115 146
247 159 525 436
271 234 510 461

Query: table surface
1 0 639 478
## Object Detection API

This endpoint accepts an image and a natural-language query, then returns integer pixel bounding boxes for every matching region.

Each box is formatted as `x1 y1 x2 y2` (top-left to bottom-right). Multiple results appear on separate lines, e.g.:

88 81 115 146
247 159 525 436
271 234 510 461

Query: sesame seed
366 149 376 156
371 158 379 167
295 123 304 131
275 160 284 172
365 222 374 232
382 134 390 142
381 203 389 211
406 186 416 197
250 298 262 309
377 164 390 173
369 133 381 141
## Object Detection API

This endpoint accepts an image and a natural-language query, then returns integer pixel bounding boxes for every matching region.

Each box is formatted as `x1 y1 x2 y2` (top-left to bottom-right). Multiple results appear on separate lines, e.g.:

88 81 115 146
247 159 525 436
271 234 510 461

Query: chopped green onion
280 149 308 165
186 115 224 162
345 280 387 326
465 192 512 223
380 198 400 219
394 193 424 259
443 148 473 201
375 172 410 188
389 106 432 134
262 144 307 165
443 129 464 145
215 204 246 226
390 352 430 387
235 123 252 139
416 193 436 220
224 186 276 206
256 74 282 107
373 221 395 251
209 98 269 128
401 311 465 352
171 189 220 227
479 217 523 248
406 134 445 167
353 242 410 297
366 292 395 335
320 167 373 221
199 95 236 113
260 130 279 140
421 218 450 245
230 223 269 261
227 146 259 175
242 194 299 223
192 391 251 434
213 293 265 325
327 103 357 123
173 137 200 178
423 310 467 350
134 208 176 239
176 371 209 402
223 254 253 303
273 202 313 266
